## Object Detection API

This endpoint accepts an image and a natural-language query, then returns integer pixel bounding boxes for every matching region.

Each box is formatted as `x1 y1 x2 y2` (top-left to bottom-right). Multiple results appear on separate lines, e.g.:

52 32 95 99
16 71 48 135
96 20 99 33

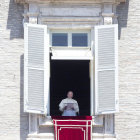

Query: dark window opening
50 60 90 116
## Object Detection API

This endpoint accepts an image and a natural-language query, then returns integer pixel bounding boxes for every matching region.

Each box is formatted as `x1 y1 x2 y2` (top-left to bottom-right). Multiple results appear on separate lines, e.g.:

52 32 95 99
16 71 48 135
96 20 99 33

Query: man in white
59 91 79 116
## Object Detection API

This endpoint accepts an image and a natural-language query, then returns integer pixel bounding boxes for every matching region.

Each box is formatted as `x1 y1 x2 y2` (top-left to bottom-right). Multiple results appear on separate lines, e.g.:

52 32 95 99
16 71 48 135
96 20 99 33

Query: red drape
52 116 92 140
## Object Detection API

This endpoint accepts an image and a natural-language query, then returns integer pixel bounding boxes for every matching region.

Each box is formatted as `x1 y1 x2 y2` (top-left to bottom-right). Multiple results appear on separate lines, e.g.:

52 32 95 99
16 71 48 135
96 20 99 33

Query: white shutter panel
94 24 118 115
24 23 50 114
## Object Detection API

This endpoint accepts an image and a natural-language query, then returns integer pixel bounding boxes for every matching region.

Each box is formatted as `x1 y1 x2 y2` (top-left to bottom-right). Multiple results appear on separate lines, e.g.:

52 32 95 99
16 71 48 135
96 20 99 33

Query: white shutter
24 23 50 114
94 24 118 115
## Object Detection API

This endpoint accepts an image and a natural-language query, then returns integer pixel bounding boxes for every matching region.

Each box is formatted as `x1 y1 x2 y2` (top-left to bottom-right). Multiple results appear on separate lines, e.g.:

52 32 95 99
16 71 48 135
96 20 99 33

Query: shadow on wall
115 0 129 135
7 0 24 39
20 54 29 140
116 0 129 39
7 0 29 140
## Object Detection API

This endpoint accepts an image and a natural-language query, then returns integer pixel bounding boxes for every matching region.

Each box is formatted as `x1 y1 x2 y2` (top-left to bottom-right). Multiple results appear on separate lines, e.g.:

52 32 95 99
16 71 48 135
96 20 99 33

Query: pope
59 91 79 116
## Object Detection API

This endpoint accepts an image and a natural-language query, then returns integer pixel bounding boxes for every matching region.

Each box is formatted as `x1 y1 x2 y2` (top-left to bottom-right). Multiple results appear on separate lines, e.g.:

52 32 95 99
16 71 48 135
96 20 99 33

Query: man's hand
71 107 75 110
63 106 67 110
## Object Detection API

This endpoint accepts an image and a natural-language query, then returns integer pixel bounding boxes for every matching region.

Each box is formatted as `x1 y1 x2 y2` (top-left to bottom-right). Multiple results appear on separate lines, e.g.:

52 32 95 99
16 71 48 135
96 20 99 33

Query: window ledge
16 0 125 4
28 133 116 139
39 115 103 127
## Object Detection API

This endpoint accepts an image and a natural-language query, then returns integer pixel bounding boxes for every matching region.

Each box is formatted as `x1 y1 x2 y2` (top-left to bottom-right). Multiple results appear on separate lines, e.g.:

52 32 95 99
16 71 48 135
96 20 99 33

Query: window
51 30 90 47
52 33 68 47
72 33 88 47
24 23 118 116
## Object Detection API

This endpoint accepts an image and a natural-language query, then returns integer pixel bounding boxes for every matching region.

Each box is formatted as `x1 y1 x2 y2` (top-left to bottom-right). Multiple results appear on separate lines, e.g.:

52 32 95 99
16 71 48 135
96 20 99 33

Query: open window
50 60 90 116
24 23 118 115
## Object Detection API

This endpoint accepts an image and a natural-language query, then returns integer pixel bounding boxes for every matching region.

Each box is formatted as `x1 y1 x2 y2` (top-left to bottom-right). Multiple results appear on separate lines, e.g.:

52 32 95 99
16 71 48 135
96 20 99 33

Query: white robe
59 98 79 113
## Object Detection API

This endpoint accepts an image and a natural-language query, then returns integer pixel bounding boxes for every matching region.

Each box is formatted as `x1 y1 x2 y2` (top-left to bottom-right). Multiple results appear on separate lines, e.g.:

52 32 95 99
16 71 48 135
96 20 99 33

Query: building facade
0 0 140 140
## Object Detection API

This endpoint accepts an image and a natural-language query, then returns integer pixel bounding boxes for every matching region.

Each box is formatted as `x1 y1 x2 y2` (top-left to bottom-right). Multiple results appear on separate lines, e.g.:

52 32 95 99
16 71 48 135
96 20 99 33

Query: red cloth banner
52 116 92 140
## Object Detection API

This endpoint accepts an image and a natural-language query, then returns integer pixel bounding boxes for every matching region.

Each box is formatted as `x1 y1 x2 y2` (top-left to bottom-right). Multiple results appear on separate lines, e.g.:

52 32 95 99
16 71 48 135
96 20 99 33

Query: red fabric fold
52 116 92 140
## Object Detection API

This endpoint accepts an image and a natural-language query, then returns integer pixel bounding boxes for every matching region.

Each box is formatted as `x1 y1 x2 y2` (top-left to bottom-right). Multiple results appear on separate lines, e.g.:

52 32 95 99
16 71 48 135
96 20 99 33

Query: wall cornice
15 0 126 4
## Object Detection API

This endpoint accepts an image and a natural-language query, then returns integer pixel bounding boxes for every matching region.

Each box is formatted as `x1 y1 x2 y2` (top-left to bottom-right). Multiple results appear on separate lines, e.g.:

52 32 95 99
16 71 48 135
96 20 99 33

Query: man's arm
74 101 79 113
59 100 66 112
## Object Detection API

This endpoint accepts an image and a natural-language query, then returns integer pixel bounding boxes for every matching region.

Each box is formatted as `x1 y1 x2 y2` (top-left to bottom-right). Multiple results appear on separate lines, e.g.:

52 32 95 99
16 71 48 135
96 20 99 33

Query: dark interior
50 60 90 116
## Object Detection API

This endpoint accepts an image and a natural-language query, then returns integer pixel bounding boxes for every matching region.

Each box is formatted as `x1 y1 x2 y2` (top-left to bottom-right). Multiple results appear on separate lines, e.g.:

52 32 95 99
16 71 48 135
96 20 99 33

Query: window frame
50 29 91 48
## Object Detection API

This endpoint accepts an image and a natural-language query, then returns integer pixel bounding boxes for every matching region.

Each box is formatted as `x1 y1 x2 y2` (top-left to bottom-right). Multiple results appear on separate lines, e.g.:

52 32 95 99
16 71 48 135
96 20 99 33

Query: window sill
28 133 116 139
51 47 90 49
39 115 103 127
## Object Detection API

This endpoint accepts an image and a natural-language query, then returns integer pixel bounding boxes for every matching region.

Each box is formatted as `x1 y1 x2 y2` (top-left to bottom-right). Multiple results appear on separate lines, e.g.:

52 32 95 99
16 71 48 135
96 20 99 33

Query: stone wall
0 0 28 140
115 0 140 140
0 0 140 140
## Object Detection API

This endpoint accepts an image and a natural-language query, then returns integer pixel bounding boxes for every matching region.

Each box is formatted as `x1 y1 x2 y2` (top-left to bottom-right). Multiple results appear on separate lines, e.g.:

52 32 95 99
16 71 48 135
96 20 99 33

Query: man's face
67 92 73 98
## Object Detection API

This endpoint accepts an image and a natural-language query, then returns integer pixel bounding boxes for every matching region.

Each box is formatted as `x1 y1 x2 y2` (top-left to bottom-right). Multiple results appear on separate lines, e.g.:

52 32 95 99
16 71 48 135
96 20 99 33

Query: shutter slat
95 24 118 114
24 23 49 114
28 69 44 111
